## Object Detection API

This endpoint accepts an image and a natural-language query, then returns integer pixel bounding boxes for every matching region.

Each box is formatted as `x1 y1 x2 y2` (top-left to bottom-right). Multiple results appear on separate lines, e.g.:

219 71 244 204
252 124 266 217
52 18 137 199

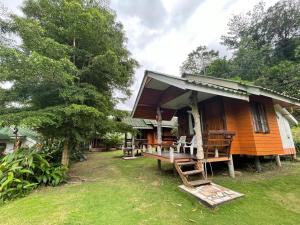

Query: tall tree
180 45 219 75
0 0 138 167
222 0 300 63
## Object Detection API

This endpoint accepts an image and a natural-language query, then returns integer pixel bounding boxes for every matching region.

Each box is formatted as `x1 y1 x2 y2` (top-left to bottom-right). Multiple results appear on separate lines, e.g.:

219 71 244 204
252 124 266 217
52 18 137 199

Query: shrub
0 148 66 202
295 142 300 153
102 133 123 150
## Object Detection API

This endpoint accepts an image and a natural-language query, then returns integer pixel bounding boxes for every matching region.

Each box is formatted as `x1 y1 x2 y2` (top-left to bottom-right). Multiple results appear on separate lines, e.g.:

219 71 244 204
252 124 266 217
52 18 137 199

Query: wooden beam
190 91 204 160
156 106 162 147
158 86 187 106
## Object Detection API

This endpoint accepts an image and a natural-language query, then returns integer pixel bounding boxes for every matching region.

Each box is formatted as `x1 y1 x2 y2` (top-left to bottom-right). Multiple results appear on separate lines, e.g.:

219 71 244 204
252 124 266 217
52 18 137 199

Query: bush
0 148 66 202
295 142 300 153
102 133 123 150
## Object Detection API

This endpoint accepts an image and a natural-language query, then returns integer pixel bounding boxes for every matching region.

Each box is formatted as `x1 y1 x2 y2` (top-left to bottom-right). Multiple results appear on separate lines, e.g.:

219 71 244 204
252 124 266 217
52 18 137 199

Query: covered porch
131 71 245 178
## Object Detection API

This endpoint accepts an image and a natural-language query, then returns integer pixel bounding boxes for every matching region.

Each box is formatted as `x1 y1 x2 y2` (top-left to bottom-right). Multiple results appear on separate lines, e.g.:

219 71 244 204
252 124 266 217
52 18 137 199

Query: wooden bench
203 130 235 160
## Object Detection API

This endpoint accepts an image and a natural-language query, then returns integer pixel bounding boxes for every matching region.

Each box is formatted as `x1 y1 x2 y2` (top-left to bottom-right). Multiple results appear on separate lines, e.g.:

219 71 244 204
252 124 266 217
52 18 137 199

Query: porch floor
143 151 230 163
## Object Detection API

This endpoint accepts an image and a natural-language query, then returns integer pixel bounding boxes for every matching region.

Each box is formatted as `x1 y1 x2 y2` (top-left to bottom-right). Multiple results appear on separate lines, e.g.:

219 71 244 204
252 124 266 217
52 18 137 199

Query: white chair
183 136 196 155
173 136 186 153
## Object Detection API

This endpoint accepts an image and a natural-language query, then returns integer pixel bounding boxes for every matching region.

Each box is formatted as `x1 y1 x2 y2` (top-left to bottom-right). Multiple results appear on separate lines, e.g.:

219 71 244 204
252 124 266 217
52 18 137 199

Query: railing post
170 146 174 163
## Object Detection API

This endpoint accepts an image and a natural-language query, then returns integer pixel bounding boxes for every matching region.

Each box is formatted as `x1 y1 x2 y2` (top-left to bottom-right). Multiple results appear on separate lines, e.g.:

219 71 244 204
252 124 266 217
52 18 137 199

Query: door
275 108 295 149
202 97 226 133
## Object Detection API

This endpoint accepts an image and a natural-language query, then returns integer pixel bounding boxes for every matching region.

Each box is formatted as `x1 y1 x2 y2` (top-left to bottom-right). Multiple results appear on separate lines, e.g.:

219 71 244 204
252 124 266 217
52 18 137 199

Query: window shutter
251 102 269 133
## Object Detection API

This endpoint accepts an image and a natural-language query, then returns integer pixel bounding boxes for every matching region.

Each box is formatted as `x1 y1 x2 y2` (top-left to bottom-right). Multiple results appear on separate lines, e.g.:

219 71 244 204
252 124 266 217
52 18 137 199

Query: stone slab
179 183 244 208
122 156 138 160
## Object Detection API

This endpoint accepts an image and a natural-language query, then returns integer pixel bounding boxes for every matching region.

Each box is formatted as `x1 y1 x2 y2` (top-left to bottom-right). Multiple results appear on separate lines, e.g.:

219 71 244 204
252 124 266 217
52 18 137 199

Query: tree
229 39 272 81
206 57 233 79
0 3 12 46
256 61 300 98
222 0 300 62
0 0 138 167
180 45 219 75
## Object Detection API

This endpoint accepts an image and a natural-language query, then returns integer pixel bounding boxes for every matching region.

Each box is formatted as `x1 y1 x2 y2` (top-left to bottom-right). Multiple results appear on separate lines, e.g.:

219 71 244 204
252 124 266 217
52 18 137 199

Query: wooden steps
182 170 202 175
174 159 211 188
188 179 211 186
177 161 196 166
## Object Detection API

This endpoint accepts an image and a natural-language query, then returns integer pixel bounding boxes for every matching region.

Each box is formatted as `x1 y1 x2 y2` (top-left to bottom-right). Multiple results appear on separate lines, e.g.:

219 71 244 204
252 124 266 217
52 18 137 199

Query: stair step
188 179 211 187
177 161 196 166
175 159 191 163
182 170 202 176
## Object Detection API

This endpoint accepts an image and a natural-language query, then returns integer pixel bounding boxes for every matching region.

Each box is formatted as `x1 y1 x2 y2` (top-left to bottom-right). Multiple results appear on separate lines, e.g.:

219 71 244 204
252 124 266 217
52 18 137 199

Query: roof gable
131 70 300 119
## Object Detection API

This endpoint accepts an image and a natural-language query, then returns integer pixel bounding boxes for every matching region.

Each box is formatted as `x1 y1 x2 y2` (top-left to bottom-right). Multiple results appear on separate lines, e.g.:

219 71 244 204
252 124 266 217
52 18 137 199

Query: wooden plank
188 179 211 187
206 157 230 162
182 170 202 175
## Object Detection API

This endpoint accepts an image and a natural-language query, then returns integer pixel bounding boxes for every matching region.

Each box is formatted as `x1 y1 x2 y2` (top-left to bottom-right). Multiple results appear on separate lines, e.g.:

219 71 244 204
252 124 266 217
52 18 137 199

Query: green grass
1 151 300 225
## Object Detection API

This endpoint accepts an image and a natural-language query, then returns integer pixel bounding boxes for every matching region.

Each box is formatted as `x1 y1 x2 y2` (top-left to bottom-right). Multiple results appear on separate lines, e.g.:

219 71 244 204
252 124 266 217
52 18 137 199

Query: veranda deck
143 151 230 164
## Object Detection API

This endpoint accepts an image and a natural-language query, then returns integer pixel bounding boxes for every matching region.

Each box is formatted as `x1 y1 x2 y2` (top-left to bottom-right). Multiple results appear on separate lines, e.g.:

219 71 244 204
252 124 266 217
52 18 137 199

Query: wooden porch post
156 106 162 169
156 106 163 146
190 91 204 160
124 132 127 148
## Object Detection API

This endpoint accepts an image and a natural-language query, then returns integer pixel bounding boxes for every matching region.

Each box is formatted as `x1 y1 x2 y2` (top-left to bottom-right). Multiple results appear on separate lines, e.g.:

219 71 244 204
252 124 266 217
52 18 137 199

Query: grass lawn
0 151 300 225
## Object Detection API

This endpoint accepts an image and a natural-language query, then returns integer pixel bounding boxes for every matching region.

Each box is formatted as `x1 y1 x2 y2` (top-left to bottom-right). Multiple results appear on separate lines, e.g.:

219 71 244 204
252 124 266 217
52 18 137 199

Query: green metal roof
0 127 11 140
183 73 300 103
144 118 176 128
0 127 39 141
123 118 176 130
123 118 153 129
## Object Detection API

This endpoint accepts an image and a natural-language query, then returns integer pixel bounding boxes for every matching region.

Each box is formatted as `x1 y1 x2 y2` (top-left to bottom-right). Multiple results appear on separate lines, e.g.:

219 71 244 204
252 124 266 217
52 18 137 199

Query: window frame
250 102 269 134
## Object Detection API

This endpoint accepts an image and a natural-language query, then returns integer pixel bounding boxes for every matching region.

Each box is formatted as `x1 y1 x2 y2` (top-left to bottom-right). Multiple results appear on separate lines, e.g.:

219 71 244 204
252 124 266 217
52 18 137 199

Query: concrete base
122 156 138 160
179 183 244 208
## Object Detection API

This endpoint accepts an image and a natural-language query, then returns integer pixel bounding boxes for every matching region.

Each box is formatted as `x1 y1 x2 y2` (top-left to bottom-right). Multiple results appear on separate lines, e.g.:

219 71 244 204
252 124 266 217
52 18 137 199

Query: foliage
206 57 233 78
102 133 123 149
0 148 66 202
256 61 300 98
180 45 219 75
292 126 300 152
221 0 300 58
0 0 138 166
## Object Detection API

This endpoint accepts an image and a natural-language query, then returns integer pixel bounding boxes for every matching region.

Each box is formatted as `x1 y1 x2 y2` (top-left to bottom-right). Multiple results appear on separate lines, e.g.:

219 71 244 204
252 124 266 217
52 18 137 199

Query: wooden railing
203 130 235 159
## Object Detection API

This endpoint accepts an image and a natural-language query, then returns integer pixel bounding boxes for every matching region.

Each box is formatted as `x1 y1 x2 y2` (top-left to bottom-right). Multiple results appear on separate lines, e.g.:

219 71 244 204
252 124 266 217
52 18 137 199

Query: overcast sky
2 0 278 111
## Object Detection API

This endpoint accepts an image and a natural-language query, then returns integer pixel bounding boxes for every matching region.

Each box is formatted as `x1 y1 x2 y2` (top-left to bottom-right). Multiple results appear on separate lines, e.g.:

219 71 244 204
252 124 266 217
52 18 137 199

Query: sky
2 0 279 111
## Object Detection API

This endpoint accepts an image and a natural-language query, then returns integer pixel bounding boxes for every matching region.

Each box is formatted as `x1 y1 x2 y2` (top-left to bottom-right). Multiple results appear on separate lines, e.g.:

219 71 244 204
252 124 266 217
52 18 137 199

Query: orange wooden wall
223 96 285 156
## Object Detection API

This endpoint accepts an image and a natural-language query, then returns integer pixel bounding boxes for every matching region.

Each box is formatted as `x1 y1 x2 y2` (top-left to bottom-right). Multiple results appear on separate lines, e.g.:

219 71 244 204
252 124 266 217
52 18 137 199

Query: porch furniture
203 130 235 160
183 136 196 155
122 145 134 157
173 136 187 153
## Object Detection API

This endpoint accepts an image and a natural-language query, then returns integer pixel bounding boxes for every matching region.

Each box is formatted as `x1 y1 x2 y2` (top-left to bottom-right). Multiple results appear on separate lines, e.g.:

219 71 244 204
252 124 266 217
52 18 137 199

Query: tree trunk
190 91 204 160
61 138 70 167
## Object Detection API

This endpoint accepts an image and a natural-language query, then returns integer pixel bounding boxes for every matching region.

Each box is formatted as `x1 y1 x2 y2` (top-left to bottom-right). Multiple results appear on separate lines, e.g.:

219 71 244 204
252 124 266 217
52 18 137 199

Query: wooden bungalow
131 70 299 183
122 117 177 147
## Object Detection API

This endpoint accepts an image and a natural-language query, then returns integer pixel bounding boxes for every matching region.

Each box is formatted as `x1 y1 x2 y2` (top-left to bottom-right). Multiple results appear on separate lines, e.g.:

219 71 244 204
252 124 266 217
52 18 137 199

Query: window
251 102 269 133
